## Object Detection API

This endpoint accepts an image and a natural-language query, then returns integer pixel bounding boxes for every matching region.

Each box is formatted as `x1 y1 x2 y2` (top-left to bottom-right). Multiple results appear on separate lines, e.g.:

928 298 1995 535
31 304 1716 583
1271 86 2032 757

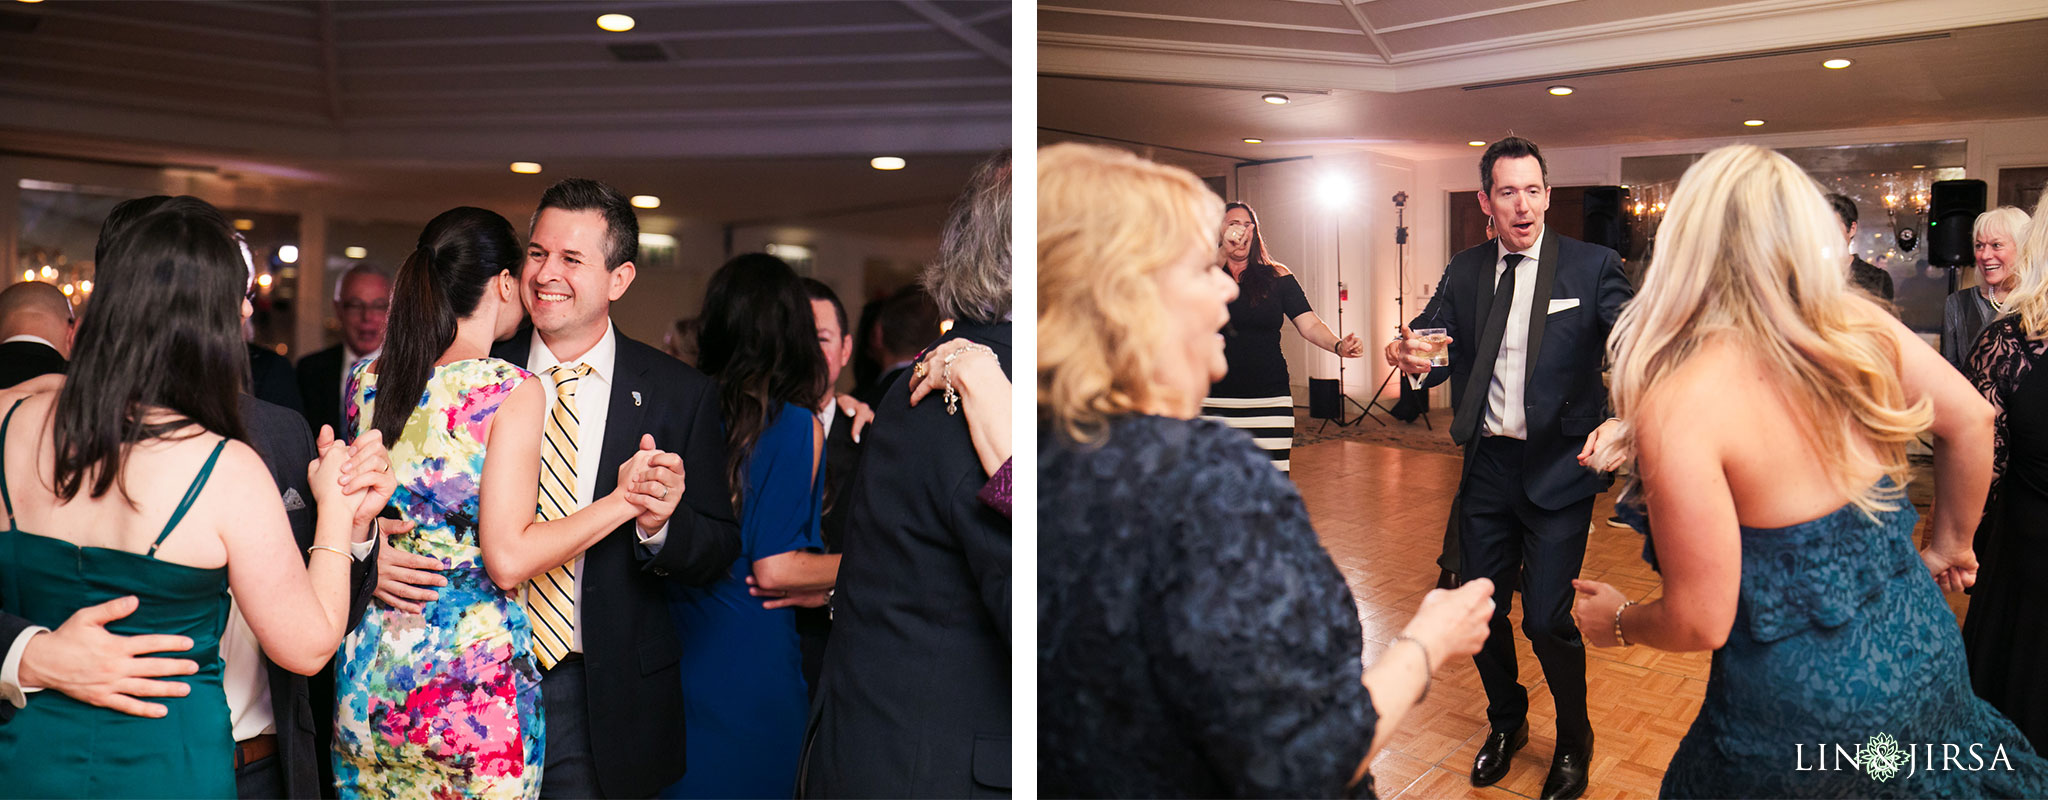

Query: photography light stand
1321 210 1378 430
1362 192 1429 429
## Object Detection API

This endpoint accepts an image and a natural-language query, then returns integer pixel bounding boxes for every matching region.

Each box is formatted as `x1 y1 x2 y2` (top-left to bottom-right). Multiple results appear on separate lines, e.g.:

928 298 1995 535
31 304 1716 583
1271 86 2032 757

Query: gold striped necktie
525 362 593 669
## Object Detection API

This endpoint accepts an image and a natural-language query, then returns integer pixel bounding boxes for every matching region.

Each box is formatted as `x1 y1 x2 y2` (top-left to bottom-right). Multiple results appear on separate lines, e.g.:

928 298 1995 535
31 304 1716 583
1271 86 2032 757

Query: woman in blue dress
660 253 836 799
1570 144 2048 797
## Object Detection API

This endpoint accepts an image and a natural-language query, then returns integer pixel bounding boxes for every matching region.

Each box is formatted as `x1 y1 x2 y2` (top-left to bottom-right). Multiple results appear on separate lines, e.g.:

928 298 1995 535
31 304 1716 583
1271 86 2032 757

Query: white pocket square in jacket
1548 298 1581 314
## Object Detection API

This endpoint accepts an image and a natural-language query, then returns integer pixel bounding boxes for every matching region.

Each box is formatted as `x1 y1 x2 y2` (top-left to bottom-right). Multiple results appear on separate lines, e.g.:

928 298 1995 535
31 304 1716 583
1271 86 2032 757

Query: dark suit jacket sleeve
245 396 378 628
643 373 742 586
1407 268 1461 391
0 612 31 724
1593 246 1634 418
951 467 1011 646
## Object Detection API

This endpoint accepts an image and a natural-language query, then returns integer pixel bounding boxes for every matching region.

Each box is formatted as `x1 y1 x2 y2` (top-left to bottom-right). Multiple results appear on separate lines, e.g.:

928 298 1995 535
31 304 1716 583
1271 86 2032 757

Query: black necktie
1452 253 1525 443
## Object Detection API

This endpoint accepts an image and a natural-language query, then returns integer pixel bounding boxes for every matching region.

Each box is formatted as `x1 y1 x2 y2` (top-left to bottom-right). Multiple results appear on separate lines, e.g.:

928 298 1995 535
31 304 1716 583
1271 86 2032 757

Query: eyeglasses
340 300 391 316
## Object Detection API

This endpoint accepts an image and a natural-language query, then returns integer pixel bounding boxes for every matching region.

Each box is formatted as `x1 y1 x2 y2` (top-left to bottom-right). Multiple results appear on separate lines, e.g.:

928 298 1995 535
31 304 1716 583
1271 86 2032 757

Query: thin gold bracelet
307 544 354 562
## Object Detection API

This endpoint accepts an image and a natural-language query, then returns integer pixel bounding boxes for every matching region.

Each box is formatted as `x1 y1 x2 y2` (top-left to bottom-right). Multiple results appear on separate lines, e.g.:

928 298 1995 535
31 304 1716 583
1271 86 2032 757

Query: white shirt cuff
350 537 377 561
636 520 672 553
2 626 52 709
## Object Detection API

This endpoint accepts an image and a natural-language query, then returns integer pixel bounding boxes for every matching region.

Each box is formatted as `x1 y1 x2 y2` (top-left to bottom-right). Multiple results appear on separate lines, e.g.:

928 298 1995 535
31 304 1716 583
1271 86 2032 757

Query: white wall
1237 152 1418 407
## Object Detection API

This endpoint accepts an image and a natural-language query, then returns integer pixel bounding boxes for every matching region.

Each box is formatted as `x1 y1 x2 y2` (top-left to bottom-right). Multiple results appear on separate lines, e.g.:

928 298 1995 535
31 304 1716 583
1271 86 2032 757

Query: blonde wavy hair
1992 196 2048 338
1607 145 1931 515
1039 143 1223 441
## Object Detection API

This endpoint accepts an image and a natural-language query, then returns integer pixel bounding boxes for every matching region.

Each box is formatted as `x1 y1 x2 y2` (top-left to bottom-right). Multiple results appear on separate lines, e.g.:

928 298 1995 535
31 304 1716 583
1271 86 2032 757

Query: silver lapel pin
632 390 643 407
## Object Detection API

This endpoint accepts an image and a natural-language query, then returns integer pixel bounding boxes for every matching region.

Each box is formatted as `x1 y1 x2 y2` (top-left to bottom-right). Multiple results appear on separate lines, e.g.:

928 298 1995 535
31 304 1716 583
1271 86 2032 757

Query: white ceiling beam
317 1 343 124
2 91 1006 161
1372 0 1585 36
334 0 841 21
344 101 1011 129
349 76 1009 101
0 56 321 99
1335 0 1394 62
1041 6 1365 36
0 33 322 75
342 51 987 77
897 0 1010 68
191 0 317 19
1041 0 2048 93
31 7 317 48
339 21 934 49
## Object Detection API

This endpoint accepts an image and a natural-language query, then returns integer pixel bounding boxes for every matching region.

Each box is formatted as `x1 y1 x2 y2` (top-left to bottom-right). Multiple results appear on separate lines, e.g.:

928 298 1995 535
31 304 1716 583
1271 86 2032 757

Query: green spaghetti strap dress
0 398 236 799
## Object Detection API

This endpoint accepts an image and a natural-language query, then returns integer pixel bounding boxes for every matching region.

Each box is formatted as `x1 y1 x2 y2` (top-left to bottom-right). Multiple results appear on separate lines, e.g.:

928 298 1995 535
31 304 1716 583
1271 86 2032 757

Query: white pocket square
1548 298 1581 314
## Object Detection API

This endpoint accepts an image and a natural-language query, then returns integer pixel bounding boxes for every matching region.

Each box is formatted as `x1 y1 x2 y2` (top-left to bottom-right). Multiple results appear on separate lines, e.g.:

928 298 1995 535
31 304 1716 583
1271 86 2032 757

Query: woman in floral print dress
332 208 670 798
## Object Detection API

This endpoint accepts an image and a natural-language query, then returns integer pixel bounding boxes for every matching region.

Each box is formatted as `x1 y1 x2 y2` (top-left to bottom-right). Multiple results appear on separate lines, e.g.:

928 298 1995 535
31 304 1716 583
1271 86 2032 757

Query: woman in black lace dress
1037 142 1496 798
1964 194 2048 753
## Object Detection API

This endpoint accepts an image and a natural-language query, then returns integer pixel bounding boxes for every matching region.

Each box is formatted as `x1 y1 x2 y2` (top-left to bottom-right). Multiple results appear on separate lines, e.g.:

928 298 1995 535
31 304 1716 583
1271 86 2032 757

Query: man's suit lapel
1452 243 1504 444
596 339 649 500
1522 230 1563 389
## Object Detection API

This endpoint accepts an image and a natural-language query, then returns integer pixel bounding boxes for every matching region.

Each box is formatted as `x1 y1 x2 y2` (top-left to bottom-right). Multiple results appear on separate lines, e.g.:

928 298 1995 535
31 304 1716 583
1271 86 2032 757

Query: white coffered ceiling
0 0 1013 235
1041 0 2048 174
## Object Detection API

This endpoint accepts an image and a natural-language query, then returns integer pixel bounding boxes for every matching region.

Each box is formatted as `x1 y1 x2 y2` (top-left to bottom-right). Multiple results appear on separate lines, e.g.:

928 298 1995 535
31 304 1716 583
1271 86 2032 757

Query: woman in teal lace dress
1571 145 2048 797
0 197 388 798
333 208 669 799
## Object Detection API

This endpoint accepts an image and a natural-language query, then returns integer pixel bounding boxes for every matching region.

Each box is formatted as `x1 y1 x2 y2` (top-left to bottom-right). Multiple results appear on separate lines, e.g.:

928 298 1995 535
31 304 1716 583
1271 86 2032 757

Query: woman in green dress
0 196 392 798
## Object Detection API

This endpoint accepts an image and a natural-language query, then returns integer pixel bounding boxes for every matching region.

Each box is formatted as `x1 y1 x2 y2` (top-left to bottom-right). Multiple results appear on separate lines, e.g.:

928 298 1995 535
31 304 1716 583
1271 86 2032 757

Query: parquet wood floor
1291 437 1966 799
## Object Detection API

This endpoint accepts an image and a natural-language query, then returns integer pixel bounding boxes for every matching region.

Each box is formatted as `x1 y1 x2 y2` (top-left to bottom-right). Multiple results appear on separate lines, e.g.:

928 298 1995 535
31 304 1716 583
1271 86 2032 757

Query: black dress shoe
1540 737 1593 800
1470 725 1528 787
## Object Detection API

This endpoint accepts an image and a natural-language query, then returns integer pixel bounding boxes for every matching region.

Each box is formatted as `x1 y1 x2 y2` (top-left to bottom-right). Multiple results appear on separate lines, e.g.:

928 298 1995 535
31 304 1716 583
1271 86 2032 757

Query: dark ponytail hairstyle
54 195 248 503
695 253 829 512
1224 201 1285 307
371 207 520 445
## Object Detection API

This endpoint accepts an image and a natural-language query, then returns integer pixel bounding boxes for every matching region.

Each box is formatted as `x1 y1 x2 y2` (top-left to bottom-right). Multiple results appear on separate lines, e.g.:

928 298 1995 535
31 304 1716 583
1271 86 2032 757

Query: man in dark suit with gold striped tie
380 178 739 798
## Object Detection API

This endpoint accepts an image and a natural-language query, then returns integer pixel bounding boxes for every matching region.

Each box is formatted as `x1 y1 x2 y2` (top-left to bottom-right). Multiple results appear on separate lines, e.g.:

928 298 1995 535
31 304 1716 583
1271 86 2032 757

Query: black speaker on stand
1931 179 1986 295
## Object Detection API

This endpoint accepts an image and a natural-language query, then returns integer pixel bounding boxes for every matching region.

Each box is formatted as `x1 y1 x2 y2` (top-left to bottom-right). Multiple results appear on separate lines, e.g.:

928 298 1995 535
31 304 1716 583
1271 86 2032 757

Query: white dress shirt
220 600 273 740
1483 230 1543 440
1 334 57 349
524 320 667 652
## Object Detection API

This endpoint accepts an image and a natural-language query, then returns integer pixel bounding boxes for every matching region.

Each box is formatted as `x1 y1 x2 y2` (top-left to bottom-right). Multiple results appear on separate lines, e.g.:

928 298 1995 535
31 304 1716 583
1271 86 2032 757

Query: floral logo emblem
1860 732 1906 782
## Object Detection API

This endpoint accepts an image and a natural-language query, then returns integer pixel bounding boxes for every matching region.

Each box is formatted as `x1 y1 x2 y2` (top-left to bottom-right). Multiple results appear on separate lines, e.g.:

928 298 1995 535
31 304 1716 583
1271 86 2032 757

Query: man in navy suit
1387 137 1633 800
377 178 739 798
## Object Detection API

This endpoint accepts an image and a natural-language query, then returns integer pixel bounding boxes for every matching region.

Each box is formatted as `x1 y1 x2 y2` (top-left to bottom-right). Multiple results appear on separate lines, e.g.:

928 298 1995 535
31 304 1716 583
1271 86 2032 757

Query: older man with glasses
296 262 392 434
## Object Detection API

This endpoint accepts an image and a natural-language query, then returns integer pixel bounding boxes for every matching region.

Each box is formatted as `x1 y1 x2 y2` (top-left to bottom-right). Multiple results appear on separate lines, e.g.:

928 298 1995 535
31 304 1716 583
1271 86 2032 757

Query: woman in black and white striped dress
1204 202 1364 471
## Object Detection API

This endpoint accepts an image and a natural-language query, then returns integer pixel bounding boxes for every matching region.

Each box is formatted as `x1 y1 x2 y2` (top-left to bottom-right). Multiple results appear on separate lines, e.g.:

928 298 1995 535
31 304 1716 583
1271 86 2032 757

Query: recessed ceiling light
1242 138 1264 144
1468 140 1487 147
596 14 635 32
344 246 367 259
1823 58 1854 69
1547 85 1574 96
1912 164 1926 169
278 245 299 264
1262 93 1290 105
15 1 45 4
1743 119 1766 127
233 218 255 231
510 161 542 174
870 156 907 171
631 195 660 209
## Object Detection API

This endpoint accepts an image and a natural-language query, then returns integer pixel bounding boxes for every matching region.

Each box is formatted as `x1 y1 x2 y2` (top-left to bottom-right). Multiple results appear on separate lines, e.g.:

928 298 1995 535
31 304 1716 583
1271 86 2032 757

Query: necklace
1988 285 2006 313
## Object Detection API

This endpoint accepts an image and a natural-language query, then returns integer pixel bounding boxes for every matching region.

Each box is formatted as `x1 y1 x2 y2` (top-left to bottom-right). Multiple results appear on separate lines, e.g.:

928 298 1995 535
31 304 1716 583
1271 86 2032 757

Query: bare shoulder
207 436 273 484
1639 336 1757 432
